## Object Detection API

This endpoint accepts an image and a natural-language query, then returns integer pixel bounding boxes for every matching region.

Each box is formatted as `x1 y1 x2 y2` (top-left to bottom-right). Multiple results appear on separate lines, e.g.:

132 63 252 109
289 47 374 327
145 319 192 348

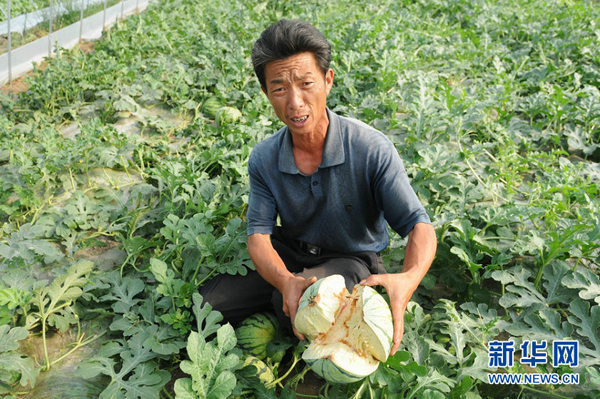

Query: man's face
262 52 334 137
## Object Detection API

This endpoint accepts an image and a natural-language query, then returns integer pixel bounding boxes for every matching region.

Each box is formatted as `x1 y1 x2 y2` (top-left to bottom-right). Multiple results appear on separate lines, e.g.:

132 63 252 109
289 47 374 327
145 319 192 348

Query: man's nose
288 87 304 109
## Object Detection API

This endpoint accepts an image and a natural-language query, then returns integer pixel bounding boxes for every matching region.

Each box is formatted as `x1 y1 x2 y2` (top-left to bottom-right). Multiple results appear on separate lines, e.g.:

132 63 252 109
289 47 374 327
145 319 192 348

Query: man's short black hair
251 19 332 89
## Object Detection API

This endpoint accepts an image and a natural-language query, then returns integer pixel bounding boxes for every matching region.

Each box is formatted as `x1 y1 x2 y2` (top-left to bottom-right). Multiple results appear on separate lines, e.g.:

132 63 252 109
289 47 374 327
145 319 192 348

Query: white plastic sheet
0 0 149 86
0 0 108 36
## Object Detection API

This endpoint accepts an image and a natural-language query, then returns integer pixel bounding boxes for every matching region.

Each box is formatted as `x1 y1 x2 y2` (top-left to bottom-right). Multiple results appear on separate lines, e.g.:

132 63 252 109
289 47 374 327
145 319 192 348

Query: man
201 19 436 355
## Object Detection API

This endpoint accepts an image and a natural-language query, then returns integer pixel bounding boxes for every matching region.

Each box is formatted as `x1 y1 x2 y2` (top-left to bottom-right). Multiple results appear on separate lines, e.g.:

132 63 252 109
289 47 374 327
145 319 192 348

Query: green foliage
0 326 39 393
174 294 239 399
0 0 599 397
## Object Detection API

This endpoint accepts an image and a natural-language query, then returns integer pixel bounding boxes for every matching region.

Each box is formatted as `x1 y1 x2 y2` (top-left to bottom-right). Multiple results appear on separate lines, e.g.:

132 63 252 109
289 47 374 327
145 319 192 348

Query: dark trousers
199 228 387 332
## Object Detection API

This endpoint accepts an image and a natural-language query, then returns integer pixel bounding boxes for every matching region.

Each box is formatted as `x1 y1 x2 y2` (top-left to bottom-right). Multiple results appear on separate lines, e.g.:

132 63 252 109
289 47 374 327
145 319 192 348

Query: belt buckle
307 244 321 256
299 241 321 256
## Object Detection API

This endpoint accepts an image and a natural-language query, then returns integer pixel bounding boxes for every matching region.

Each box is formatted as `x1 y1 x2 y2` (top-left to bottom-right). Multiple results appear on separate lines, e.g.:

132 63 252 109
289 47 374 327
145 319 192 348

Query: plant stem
350 379 368 399
520 385 571 399
49 331 106 368
266 353 301 389
161 387 175 399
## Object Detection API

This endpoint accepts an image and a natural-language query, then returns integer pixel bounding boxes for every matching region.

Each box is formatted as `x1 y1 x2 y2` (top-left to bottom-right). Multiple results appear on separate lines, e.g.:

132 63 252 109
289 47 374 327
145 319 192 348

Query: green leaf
0 325 39 388
0 352 40 388
0 326 28 353
562 267 600 305
192 293 224 339
500 307 574 344
43 260 94 306
174 294 239 399
78 329 168 398
101 274 145 314
567 299 600 366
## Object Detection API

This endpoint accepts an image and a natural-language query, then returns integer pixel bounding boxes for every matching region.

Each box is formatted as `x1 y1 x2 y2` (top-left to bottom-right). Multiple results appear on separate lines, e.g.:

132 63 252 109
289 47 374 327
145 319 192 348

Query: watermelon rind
242 355 275 385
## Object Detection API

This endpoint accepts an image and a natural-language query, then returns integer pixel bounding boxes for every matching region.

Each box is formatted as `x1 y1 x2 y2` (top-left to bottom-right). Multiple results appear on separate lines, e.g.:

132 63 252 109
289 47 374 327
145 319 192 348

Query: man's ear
261 85 267 96
325 68 334 95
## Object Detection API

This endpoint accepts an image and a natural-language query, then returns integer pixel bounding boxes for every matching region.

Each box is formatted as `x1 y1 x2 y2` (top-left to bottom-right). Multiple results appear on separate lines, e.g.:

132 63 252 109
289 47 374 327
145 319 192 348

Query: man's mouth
291 115 309 123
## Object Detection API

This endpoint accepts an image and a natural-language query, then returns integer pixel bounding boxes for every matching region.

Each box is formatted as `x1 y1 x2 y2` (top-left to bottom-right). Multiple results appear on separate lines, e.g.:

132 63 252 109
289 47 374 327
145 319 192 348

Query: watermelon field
0 0 599 397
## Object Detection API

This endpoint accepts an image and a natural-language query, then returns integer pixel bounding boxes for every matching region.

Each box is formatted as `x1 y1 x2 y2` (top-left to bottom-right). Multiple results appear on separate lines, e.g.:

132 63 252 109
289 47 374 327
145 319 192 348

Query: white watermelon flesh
295 275 393 384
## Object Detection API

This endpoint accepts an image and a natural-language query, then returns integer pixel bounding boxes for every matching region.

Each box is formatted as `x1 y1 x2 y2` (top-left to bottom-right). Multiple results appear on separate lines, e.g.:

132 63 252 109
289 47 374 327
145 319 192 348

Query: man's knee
198 270 275 327
296 257 371 291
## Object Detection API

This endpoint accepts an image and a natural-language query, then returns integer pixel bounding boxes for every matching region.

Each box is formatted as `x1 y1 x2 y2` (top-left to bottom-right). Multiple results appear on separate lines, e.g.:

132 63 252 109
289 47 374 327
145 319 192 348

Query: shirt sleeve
246 147 278 236
370 136 431 238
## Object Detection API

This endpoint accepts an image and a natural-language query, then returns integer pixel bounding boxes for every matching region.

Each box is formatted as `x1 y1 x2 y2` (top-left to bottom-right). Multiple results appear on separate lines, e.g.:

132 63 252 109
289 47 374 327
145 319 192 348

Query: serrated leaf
42 261 94 306
541 261 576 305
501 307 574 343
456 348 490 382
567 299 600 360
79 329 164 398
143 324 184 356
407 369 455 399
0 326 28 353
101 274 145 314
177 322 238 399
494 271 545 309
192 293 224 339
562 267 600 305
0 352 40 387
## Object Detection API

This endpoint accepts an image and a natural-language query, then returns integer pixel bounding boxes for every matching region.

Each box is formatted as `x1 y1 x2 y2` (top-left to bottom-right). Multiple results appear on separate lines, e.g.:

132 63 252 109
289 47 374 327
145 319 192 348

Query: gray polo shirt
247 108 431 253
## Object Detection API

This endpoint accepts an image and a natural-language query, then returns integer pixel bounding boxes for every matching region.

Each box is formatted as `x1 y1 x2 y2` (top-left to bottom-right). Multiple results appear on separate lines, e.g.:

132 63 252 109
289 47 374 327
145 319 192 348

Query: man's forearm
247 233 295 292
401 222 437 290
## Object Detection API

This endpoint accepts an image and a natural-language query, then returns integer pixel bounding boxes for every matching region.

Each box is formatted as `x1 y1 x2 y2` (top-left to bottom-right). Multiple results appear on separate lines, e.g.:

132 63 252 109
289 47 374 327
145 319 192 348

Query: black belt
296 240 382 258
297 241 322 256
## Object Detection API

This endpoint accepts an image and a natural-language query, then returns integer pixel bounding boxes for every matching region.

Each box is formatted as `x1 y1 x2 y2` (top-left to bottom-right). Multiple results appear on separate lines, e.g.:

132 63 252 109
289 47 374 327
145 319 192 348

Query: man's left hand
360 222 437 356
360 272 421 356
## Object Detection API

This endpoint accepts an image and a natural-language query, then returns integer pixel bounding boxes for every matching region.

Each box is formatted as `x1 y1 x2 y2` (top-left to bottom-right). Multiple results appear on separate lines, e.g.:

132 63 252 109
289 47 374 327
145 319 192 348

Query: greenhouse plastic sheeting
0 0 107 36
0 0 148 86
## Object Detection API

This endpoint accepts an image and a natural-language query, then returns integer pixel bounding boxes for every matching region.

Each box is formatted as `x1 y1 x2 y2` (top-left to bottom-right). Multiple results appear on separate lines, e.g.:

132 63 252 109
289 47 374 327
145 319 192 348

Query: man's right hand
281 275 317 340
247 233 318 340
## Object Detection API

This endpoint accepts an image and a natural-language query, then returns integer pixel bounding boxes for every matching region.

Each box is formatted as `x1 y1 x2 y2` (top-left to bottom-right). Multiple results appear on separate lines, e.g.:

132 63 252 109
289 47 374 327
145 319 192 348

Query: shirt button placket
311 173 323 198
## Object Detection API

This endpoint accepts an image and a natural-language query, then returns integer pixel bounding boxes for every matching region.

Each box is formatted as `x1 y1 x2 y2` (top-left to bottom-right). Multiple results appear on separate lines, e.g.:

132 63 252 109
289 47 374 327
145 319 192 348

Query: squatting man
201 19 437 355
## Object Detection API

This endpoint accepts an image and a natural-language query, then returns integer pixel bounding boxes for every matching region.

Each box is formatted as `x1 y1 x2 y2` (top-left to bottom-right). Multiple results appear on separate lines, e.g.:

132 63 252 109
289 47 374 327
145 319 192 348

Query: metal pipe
7 0 11 84
103 0 107 30
48 0 54 58
79 0 84 43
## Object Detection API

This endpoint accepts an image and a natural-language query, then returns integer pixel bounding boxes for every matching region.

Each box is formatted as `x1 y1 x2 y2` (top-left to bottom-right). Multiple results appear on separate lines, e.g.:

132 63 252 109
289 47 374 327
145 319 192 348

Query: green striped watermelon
235 312 279 361
201 96 223 119
242 355 275 385
295 275 393 384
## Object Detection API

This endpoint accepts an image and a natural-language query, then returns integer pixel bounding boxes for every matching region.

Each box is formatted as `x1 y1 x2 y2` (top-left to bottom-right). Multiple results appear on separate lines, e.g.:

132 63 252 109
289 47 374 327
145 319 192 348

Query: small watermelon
216 106 242 126
242 355 275 385
235 312 279 361
201 96 223 119
295 274 393 384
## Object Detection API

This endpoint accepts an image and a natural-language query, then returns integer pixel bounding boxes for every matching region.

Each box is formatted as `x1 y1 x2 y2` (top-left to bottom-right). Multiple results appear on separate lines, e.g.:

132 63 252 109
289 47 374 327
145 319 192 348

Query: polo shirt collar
278 108 346 174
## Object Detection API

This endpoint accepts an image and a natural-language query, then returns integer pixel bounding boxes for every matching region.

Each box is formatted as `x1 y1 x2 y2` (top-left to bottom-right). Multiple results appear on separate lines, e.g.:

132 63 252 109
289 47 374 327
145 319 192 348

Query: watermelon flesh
295 275 393 384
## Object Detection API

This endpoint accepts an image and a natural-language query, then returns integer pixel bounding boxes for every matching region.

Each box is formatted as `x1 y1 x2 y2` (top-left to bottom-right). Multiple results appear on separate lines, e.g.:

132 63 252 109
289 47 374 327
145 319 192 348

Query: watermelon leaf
174 293 239 399
0 326 39 388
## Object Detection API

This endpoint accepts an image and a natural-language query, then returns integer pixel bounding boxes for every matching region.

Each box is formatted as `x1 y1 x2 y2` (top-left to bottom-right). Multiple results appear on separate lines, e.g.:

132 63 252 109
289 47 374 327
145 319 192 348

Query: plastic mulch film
0 0 149 86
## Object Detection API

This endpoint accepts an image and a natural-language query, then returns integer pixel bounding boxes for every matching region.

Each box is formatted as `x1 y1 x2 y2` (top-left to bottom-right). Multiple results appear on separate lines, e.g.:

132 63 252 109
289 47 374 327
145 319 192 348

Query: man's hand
281 275 318 341
247 233 318 340
361 222 436 356
360 273 418 355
